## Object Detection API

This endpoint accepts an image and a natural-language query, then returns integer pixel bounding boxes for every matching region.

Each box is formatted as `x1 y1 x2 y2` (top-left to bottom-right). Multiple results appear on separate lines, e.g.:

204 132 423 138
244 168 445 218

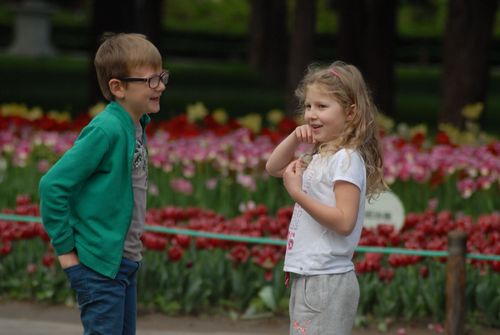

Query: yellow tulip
89 102 106 117
187 102 208 124
212 108 228 124
26 107 43 121
409 124 428 137
376 112 395 132
47 110 71 122
266 109 284 126
238 113 262 134
1 103 28 117
461 102 483 120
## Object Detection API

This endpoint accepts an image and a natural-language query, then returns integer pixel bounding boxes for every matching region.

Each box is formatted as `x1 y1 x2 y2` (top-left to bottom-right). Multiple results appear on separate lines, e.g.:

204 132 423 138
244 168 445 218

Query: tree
88 0 164 104
335 0 397 118
248 0 288 84
336 0 365 67
286 0 317 114
440 0 498 128
361 0 396 119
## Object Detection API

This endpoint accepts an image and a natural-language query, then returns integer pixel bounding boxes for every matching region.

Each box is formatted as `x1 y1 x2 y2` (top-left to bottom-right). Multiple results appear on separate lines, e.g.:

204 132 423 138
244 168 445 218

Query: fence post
445 230 467 335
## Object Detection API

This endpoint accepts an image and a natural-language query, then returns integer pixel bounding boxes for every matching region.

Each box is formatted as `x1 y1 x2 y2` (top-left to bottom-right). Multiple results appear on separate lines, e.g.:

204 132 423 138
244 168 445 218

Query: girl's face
304 83 349 144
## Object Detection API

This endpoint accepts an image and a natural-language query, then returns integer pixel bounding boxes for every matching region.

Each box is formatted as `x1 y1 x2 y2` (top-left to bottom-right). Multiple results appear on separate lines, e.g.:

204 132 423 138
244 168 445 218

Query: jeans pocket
63 263 82 276
64 264 92 307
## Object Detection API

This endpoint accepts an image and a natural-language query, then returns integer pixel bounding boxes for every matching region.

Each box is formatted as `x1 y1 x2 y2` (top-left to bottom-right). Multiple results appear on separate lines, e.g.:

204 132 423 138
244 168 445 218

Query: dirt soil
0 300 498 335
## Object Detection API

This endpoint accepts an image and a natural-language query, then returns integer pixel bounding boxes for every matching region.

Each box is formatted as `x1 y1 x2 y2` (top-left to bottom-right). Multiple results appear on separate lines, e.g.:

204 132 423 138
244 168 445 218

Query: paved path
0 318 270 335
2 301 499 335
0 301 288 335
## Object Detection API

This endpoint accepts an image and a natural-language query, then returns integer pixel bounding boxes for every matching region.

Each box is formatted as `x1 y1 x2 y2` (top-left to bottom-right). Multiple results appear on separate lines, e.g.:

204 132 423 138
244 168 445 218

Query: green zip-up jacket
39 101 150 278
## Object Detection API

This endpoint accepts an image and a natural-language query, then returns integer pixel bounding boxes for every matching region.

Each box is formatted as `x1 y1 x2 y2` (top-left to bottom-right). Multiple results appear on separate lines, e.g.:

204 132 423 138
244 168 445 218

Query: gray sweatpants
289 271 359 335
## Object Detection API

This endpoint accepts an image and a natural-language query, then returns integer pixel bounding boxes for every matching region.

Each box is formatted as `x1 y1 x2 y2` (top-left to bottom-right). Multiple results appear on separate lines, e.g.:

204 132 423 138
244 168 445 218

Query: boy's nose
157 81 166 91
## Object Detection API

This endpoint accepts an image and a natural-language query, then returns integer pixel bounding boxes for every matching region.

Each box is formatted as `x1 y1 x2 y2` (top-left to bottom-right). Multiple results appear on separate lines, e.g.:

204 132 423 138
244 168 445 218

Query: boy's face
115 66 166 121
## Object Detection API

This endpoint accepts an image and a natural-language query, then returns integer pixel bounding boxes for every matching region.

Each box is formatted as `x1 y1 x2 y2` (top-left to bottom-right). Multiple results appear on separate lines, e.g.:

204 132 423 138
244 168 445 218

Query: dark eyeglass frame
118 70 169 89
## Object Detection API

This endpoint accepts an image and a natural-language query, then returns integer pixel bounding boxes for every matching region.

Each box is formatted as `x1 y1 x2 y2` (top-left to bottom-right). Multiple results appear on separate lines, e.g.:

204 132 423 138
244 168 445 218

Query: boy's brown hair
94 33 163 101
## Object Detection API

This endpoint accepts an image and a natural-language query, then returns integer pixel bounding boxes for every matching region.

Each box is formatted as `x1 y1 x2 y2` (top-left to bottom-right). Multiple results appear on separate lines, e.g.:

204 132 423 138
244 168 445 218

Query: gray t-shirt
123 123 148 261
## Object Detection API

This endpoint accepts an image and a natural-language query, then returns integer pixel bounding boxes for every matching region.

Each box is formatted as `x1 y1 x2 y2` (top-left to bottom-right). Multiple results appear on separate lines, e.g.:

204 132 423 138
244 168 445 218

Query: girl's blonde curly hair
295 61 387 200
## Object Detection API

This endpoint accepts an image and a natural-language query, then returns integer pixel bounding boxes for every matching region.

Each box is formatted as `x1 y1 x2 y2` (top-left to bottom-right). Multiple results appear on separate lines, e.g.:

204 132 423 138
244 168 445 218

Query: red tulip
167 245 184 262
42 253 55 268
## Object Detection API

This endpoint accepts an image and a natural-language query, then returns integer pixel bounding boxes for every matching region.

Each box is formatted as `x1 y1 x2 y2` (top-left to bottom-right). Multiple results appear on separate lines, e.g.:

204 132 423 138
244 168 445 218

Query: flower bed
1 195 499 325
0 102 499 326
1 104 499 215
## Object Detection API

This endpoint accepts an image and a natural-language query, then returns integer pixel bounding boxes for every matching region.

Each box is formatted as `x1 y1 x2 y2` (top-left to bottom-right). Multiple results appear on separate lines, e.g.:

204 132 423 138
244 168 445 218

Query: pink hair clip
330 68 341 78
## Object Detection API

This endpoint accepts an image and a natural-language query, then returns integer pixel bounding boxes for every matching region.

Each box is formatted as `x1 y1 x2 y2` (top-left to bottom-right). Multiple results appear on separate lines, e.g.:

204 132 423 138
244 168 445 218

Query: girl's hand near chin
294 125 316 144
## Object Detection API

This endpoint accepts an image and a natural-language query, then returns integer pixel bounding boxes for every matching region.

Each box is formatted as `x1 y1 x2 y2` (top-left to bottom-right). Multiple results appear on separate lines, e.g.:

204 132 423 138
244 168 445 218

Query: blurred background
1 0 499 133
1 2 500 325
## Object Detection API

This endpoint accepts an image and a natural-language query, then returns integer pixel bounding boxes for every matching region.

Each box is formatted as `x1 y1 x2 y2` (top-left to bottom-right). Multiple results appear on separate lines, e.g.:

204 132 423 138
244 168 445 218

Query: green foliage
315 0 338 34
4 0 500 38
164 0 250 35
0 4 12 25
2 238 499 326
398 0 447 38
0 240 69 304
359 261 443 322
0 162 44 209
474 271 500 327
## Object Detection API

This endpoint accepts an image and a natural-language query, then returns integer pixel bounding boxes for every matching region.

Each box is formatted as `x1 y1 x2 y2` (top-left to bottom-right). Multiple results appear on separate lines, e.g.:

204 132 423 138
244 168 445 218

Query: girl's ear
109 79 125 99
346 104 356 121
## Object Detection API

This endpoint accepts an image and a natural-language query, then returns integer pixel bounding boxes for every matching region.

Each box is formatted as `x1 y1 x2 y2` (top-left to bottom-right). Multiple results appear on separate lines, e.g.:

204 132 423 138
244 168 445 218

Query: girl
266 61 386 334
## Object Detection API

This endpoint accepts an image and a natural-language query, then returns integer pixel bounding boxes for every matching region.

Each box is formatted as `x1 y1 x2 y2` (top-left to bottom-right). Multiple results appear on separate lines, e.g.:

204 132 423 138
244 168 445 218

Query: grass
0 54 499 134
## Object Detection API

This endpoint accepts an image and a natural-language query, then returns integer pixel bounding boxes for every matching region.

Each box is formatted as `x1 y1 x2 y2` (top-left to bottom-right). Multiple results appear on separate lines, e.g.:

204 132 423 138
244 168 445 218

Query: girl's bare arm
265 125 315 177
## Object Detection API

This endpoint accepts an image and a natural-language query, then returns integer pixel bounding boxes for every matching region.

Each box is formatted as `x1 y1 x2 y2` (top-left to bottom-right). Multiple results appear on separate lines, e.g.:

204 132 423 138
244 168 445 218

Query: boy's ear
109 79 125 99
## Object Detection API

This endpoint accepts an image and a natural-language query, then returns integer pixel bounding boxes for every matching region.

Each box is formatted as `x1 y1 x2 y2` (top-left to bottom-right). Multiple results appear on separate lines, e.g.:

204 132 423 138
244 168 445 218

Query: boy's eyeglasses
118 70 169 89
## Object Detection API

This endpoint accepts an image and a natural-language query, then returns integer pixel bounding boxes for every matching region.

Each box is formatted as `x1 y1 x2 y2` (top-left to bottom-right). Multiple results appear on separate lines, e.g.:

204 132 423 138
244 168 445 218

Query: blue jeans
64 258 140 335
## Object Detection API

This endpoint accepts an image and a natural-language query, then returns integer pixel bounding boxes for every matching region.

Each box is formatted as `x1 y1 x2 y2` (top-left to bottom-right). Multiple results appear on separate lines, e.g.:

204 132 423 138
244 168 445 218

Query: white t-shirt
284 149 366 275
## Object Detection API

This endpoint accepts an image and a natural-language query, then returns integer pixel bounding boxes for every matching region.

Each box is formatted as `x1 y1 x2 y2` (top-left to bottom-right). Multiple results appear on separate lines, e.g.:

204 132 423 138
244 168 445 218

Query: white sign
364 191 405 231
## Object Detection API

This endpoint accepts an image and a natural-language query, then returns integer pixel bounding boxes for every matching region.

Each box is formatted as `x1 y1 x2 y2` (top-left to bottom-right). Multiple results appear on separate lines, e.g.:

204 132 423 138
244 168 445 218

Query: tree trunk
335 0 397 118
88 0 164 105
286 0 317 115
361 0 396 117
248 0 287 84
249 0 267 69
90 0 163 54
336 0 365 68
440 0 497 128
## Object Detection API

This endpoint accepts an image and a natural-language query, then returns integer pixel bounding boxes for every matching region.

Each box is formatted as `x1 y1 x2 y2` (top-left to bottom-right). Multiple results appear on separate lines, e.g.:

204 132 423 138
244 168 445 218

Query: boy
39 33 168 335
